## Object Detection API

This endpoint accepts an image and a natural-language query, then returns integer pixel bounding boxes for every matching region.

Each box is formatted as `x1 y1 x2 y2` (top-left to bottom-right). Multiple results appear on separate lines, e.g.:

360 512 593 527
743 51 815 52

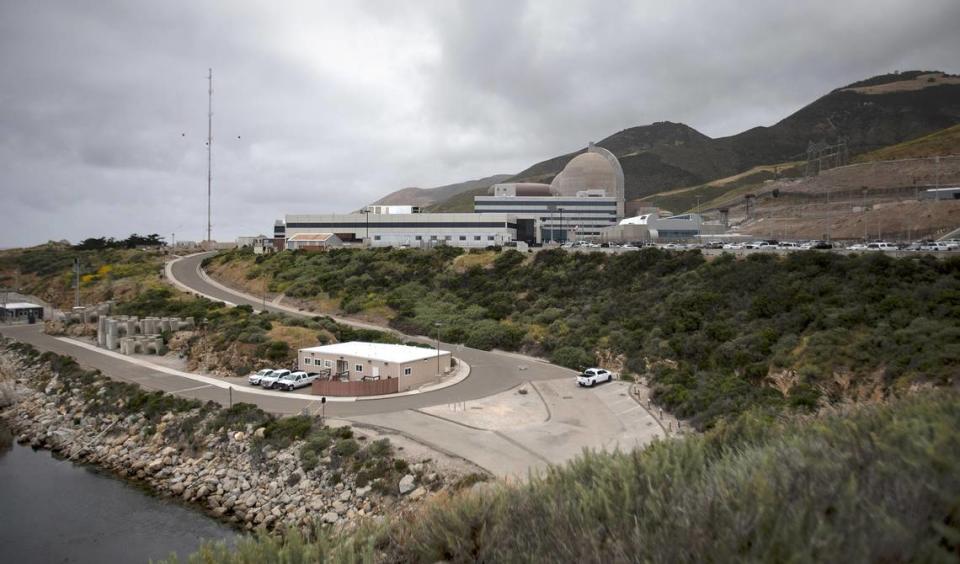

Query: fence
311 377 399 397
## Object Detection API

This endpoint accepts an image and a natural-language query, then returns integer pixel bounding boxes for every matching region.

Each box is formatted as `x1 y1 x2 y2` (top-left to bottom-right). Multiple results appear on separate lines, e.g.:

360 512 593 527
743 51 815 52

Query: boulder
408 487 427 501
399 474 416 495
322 512 339 524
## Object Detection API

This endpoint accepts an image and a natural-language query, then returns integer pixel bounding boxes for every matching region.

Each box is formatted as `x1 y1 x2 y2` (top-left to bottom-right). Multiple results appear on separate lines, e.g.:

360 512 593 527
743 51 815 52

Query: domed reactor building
474 142 625 243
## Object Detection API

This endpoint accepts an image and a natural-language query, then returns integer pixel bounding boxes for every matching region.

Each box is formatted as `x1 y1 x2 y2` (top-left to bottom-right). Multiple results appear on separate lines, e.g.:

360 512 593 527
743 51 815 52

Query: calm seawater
0 422 239 564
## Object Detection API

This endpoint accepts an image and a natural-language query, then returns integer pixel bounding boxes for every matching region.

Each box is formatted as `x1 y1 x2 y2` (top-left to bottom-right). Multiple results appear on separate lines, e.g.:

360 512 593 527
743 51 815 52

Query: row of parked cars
248 368 317 391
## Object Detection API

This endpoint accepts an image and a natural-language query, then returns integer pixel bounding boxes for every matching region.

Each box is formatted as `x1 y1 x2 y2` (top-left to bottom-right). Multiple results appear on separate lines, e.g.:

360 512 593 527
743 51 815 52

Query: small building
922 187 960 201
285 232 343 251
298 341 451 393
1 302 44 323
601 210 728 243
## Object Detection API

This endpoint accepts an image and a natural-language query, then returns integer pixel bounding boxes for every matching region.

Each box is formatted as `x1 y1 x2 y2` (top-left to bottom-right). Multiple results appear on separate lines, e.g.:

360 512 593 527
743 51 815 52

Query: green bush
175 393 960 563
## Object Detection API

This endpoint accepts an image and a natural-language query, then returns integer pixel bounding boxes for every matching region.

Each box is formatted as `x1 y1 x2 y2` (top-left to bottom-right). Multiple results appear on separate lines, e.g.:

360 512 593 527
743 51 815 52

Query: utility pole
435 322 442 375
207 68 213 246
862 188 868 241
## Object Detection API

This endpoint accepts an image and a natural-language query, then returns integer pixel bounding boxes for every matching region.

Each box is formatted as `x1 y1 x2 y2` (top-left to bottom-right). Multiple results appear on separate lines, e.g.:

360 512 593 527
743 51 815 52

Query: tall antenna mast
207 68 213 244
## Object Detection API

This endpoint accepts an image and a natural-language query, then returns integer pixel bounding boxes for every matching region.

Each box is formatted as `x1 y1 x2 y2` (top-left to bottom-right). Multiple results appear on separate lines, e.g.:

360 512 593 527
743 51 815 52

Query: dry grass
267 325 322 352
843 72 960 94
452 251 497 272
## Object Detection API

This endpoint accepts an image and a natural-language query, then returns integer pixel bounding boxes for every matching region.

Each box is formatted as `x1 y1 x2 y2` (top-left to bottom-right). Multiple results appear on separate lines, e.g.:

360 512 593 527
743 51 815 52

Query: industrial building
285 232 343 251
600 211 727 242
298 341 451 394
271 142 728 248
474 143 626 243
280 212 518 249
0 302 44 323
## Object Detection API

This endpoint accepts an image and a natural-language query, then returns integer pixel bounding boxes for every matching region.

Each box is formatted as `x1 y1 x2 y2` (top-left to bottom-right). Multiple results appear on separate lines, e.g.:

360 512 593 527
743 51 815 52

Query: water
0 422 239 564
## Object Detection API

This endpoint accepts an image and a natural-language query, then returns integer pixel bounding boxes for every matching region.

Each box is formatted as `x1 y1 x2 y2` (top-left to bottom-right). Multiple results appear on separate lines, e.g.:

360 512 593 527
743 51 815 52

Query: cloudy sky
2 0 958 246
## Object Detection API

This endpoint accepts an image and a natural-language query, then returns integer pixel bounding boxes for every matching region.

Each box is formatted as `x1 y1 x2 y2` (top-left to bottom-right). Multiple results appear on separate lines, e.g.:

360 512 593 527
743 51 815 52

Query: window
444 236 451 241
374 235 381 241
487 236 495 240
324 360 333 368
303 358 312 365
355 364 363 372
403 367 412 376
459 236 466 241
474 236 481 241
415 235 422 241
430 235 437 240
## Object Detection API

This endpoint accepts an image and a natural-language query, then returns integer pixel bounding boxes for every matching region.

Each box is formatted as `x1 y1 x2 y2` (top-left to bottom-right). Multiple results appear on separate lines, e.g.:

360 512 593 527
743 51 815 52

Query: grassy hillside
635 161 803 214
854 123 960 163
424 185 490 213
0 242 167 309
177 391 960 563
211 247 960 430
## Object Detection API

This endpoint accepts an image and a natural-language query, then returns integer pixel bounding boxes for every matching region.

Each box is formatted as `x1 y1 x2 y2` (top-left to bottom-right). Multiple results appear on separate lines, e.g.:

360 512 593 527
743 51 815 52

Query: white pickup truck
577 368 614 387
259 369 289 389
277 371 317 391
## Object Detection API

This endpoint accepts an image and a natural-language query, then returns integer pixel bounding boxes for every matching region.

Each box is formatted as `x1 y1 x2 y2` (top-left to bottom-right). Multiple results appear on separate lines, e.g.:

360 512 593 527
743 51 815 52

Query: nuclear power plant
268 142 718 249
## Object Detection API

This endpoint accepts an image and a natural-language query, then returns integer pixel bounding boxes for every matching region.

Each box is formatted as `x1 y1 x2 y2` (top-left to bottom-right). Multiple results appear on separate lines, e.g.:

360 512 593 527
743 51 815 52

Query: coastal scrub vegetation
173 391 960 563
211 246 960 429
113 286 404 374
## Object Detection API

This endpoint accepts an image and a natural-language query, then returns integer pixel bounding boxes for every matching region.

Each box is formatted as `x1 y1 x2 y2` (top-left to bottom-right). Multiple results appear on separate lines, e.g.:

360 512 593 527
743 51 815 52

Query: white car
277 371 317 391
259 369 290 389
248 368 275 386
847 243 869 251
920 242 954 252
577 368 614 387
866 242 898 251
722 242 744 250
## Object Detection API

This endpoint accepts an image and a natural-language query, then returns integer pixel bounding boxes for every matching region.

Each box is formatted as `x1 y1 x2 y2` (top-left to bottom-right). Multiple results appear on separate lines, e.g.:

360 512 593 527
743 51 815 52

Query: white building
281 213 517 248
285 232 344 251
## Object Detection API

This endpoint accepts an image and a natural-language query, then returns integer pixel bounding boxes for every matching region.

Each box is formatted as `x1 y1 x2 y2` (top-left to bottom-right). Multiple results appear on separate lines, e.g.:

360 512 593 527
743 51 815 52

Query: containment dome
550 152 618 197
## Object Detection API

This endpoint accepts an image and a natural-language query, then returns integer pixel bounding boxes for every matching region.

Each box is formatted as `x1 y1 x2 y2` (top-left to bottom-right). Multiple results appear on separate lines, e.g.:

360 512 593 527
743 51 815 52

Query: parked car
866 242 898 251
920 242 953 252
722 242 744 250
811 241 834 250
847 243 869 251
277 371 316 391
620 243 639 250
778 241 800 250
745 240 777 250
577 368 614 387
259 369 290 389
248 368 274 387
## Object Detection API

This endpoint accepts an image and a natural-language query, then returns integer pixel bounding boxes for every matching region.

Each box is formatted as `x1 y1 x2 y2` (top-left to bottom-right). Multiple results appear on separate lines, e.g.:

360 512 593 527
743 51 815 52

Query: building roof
1 302 43 310
300 341 450 363
287 232 337 242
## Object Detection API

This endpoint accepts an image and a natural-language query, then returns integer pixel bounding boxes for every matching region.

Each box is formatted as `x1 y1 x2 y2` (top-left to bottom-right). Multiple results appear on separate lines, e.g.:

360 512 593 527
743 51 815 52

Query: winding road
1 252 665 478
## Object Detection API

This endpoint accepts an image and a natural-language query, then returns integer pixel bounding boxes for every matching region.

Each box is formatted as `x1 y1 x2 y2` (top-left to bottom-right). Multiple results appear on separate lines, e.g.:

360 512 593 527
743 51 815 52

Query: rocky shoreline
0 340 475 535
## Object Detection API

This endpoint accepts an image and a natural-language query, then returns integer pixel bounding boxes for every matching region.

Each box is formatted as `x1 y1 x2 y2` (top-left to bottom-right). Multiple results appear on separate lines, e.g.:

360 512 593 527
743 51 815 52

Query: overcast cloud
1 0 958 246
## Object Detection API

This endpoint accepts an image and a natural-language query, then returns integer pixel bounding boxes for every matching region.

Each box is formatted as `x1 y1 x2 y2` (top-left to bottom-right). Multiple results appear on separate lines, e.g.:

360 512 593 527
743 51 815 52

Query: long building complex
270 141 725 249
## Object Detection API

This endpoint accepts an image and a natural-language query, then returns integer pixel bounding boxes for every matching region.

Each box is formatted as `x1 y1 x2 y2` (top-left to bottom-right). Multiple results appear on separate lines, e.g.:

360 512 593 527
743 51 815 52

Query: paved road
0 252 660 478
168 252 575 415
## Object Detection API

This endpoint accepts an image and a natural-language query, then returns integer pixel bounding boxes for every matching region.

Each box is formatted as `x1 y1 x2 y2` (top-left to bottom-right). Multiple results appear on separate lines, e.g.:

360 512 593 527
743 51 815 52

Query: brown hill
504 70 960 203
368 174 511 208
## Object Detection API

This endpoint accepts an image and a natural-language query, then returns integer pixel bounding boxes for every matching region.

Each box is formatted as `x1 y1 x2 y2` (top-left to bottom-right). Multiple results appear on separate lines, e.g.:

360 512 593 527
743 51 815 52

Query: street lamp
434 322 443 375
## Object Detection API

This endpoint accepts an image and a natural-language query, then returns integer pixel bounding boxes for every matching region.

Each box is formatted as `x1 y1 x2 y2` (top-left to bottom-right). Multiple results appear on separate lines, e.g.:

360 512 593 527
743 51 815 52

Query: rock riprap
0 340 471 534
